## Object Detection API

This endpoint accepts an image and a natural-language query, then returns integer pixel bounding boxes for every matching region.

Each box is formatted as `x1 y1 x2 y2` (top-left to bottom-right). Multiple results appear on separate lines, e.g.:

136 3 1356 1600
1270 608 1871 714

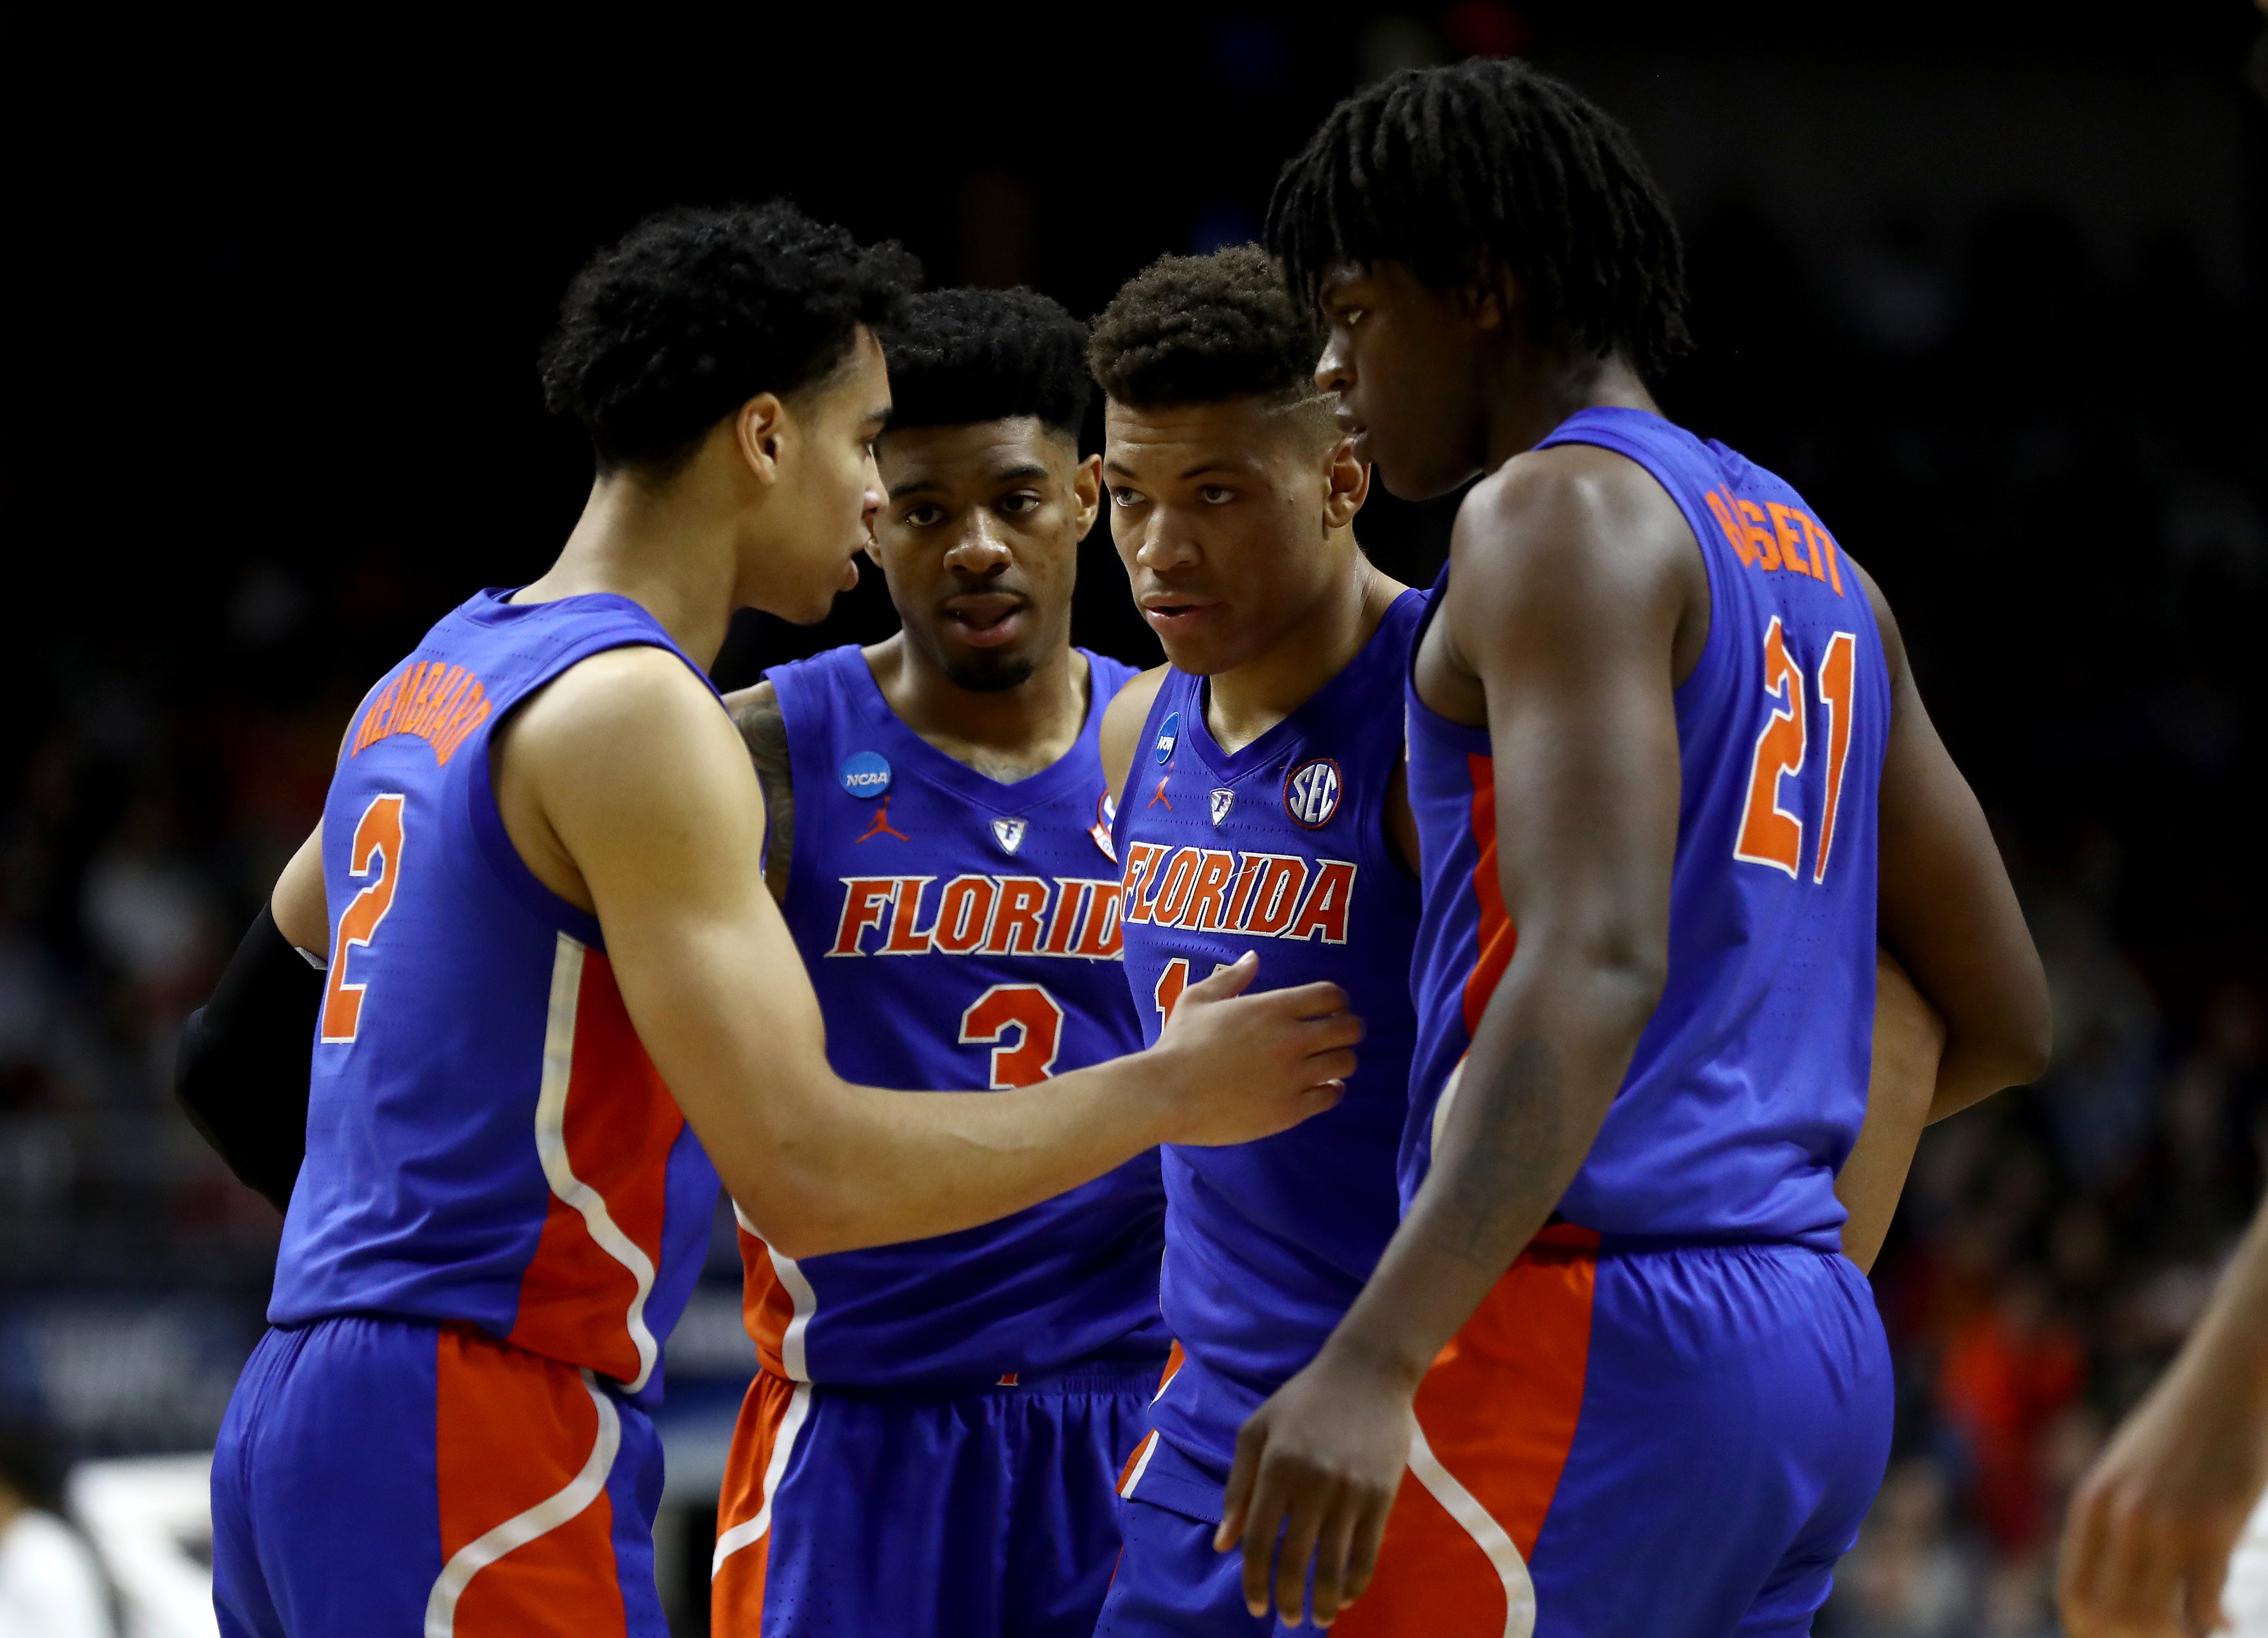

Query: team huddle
177 59 2051 1638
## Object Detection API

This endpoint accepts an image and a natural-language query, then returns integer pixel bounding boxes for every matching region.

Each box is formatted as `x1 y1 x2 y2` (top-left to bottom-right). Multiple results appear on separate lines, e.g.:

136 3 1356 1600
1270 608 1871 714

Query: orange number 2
321 792 407 1043
1734 618 1808 878
959 984 1066 1088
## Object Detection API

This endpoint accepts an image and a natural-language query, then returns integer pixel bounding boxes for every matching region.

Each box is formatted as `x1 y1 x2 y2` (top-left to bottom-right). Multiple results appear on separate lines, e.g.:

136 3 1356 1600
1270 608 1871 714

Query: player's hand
1150 951 1359 1145
2057 1348 2268 1638
1216 1345 1414 1628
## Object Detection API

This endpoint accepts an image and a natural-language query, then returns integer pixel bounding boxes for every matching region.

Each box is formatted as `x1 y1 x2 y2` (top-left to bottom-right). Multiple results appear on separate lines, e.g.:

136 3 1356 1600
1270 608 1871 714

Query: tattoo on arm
1425 1038 1565 1266
730 690 794 906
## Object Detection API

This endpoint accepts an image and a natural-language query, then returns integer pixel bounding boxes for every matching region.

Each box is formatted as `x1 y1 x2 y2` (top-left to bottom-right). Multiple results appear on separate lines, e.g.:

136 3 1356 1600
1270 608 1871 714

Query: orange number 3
1734 619 1859 885
959 984 1066 1088
321 793 407 1043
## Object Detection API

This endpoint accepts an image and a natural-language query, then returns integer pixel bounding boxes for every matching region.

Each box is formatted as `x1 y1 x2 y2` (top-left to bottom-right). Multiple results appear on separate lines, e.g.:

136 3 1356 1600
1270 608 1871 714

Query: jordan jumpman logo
856 798 909 842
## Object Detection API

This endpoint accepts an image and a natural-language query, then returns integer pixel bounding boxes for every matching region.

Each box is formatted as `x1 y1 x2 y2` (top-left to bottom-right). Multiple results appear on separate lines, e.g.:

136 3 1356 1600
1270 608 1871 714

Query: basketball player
1216 62 2053 1635
1078 245 1427 1638
200 204 1359 1638
1072 244 1950 1638
707 287 1165 1636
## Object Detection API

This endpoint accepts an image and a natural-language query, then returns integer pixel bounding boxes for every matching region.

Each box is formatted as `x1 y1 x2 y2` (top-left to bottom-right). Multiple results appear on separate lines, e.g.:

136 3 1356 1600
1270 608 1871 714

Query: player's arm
510 646 1359 1260
721 681 793 905
2059 1198 2268 1637
1219 450 1693 1628
1859 562 2050 1121
1835 948 1947 1272
173 825 329 1212
1098 664 1170 808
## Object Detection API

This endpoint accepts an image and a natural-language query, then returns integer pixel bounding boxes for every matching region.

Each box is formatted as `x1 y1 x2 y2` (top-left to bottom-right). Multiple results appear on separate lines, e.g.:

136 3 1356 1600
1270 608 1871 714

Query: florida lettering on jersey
1111 592 1426 1508
741 644 1165 1388
1402 407 1891 1251
827 871 1123 960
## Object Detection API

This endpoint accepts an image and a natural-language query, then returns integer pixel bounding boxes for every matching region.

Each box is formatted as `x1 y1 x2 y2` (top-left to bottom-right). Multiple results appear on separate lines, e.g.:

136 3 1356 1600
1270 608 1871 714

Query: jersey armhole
1109 670 1179 863
762 655 840 918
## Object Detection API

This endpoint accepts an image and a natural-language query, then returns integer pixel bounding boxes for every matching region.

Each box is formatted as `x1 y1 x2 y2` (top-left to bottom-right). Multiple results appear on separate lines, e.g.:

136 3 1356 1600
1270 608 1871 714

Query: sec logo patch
1284 757 1342 829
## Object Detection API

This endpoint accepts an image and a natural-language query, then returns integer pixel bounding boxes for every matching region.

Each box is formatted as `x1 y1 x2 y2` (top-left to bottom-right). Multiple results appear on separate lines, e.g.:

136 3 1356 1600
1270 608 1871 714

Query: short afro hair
882 287 1092 439
1087 244 1326 410
540 200 920 473
1266 59 1690 381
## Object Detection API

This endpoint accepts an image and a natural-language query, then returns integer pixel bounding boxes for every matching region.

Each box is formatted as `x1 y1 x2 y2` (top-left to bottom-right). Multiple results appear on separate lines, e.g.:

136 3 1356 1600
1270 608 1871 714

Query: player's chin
940 644 1038 694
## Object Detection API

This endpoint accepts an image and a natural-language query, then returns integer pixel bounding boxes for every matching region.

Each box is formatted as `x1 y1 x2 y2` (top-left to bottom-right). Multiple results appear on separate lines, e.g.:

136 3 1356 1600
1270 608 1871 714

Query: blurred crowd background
5 4 2266 1633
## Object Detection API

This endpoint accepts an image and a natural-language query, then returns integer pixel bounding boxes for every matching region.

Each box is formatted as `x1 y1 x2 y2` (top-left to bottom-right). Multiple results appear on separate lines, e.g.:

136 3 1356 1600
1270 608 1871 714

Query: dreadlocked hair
1265 58 1691 380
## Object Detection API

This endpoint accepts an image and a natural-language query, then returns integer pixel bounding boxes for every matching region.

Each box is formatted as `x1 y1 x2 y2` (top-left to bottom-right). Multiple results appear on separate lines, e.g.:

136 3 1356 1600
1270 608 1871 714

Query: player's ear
1464 255 1517 334
1323 434 1369 531
1069 452 1103 536
735 393 789 484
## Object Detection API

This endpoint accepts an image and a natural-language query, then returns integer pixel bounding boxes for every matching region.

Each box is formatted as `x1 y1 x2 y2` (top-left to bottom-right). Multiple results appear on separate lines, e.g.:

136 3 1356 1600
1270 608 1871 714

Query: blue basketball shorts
1100 1235 1892 1638
710 1363 1156 1637
211 1313 665 1638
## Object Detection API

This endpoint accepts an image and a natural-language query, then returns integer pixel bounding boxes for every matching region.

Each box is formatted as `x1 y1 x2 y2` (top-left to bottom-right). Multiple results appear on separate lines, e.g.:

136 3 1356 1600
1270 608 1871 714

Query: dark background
4 5 2266 1631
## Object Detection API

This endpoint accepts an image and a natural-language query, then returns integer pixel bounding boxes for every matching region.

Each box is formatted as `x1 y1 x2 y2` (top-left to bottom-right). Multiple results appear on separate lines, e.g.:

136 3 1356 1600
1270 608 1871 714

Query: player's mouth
1139 591 1222 638
1336 412 1372 464
941 592 1027 649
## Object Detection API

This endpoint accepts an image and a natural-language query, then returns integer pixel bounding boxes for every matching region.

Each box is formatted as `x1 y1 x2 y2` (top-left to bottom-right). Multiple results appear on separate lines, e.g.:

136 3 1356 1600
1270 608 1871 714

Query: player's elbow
1535 921 1670 1038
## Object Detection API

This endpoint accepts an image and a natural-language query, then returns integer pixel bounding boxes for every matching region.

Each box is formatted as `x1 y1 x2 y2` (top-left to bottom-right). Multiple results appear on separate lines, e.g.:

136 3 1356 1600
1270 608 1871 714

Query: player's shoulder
1453 441 1697 605
508 642 738 772
1099 664 1172 796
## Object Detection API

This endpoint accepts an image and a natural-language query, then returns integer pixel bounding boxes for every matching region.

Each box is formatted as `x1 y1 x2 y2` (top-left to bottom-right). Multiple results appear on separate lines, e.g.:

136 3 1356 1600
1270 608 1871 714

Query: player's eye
1109 487 1147 509
998 492 1041 516
1198 485 1234 505
902 503 944 527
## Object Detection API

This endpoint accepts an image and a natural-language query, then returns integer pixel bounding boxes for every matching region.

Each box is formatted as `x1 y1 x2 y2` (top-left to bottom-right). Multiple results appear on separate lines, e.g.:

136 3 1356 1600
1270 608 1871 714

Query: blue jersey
1404 408 1891 1249
740 644 1164 1388
270 590 723 1407
1113 592 1426 1480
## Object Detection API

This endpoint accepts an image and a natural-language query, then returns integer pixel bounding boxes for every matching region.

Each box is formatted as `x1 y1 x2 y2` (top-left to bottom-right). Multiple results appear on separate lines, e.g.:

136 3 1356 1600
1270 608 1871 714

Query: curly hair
539 200 921 473
1087 244 1326 409
1265 59 1690 381
882 287 1091 438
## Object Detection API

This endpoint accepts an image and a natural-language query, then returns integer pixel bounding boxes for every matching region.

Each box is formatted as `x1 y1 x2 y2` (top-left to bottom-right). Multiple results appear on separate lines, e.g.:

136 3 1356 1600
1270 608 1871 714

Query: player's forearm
1317 952 1653 1385
1835 951 1944 1270
720 1055 1175 1260
2160 1199 2268 1415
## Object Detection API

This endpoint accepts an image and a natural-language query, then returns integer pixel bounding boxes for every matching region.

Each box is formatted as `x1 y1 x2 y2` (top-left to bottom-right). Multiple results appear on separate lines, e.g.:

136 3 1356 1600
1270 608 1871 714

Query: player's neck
867 634 1090 784
518 471 743 669
1481 346 1660 474
1206 544 1401 754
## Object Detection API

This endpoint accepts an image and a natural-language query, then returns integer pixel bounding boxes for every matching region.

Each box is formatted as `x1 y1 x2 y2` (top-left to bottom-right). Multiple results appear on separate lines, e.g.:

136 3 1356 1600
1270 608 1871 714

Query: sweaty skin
272 333 1359 1263
1215 262 2049 1628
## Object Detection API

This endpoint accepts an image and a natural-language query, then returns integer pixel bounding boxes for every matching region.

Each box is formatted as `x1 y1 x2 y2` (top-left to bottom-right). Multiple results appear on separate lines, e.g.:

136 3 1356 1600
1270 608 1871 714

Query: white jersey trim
538 934 661 1394
1118 1430 1161 1499
423 1368 620 1638
736 1201 818 1383
711 1382 814 1578
1405 1420 1536 1638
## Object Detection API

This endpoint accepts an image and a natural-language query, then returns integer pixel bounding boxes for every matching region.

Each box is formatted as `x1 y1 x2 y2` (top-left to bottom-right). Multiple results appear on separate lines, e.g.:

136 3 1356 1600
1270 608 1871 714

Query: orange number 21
1734 620 1858 885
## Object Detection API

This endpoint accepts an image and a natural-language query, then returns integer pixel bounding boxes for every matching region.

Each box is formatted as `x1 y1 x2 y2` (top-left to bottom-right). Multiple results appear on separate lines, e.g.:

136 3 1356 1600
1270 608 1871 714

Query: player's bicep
1452 477 1683 953
272 823 328 954
1860 570 2049 1102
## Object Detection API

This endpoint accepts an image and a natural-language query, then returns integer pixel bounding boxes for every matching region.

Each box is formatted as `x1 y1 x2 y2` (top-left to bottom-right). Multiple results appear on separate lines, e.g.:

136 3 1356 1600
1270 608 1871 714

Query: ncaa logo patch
992 816 1028 855
838 751 892 799
1209 788 1235 827
1153 711 1180 764
1284 757 1342 829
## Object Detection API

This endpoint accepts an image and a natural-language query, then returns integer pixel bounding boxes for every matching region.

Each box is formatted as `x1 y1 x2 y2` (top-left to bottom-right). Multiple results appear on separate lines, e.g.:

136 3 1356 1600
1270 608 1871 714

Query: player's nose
1133 515 1200 571
944 514 1013 574
1315 333 1354 398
